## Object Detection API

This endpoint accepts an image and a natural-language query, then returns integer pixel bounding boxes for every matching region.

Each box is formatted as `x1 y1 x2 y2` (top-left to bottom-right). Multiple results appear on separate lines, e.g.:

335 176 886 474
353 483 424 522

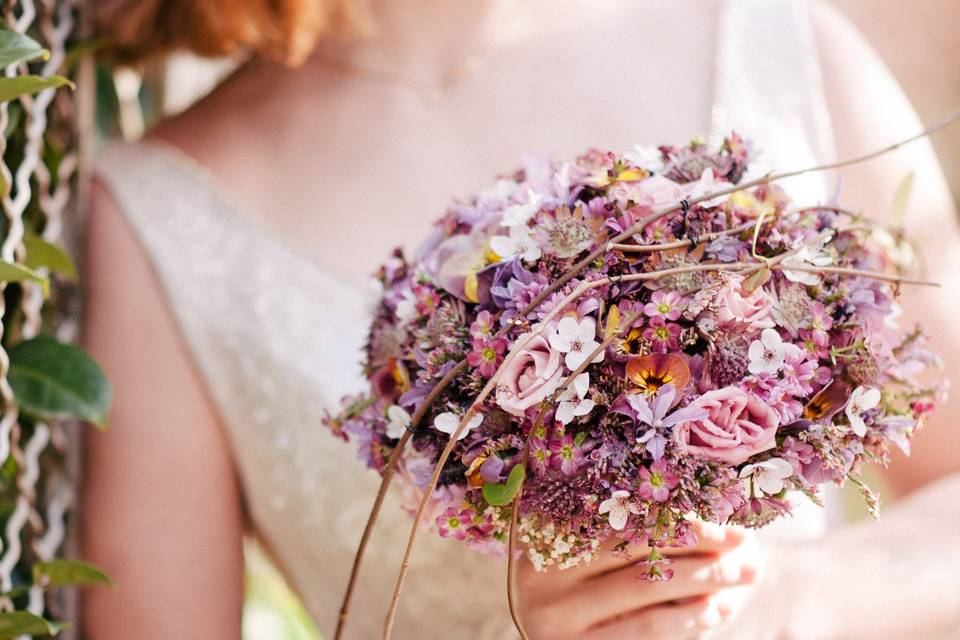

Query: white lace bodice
96 2 835 638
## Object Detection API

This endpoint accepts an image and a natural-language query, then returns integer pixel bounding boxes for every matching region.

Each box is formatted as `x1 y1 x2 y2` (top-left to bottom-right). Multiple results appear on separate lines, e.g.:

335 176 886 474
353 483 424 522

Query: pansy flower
625 353 691 395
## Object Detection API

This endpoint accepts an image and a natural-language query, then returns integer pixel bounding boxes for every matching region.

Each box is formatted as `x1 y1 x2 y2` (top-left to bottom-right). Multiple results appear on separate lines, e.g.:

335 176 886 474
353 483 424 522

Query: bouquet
326 134 943 635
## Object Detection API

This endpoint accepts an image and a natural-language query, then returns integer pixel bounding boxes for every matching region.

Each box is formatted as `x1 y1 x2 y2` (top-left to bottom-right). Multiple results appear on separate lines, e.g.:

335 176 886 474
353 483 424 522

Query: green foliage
23 233 77 280
482 463 526 506
0 28 47 67
0 612 67 638
0 75 73 103
33 559 112 588
0 260 48 294
8 336 111 429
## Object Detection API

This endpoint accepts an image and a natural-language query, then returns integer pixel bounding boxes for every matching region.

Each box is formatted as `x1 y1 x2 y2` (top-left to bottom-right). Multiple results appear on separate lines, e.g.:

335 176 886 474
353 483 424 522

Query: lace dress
96 1 835 637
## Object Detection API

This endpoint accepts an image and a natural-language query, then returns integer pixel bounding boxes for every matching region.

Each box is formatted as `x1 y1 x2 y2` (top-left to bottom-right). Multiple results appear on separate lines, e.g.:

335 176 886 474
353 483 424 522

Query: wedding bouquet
326 134 942 585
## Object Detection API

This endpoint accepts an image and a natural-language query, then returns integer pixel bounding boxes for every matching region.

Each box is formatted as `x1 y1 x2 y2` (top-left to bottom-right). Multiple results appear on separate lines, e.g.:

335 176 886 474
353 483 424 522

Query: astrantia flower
748 328 788 375
845 386 881 437
637 459 679 502
434 411 483 441
644 290 683 321
556 373 594 425
549 317 604 370
739 458 793 496
467 336 507 378
598 490 640 530
643 317 682 353
385 405 411 439
469 310 495 340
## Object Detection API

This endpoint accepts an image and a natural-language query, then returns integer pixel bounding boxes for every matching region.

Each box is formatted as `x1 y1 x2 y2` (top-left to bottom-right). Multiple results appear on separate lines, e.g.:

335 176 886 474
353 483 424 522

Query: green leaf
0 75 73 103
0 260 48 294
23 234 76 280
0 28 48 67
482 463 526 507
8 336 111 428
33 559 113 588
0 612 68 638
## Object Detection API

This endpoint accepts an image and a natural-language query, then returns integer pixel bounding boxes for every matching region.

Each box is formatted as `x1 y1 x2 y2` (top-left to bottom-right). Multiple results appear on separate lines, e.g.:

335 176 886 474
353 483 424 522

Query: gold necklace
314 51 486 106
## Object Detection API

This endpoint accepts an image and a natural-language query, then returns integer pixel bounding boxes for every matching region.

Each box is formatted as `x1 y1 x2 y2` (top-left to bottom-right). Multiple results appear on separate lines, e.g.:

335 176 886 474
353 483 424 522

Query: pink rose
496 334 563 417
674 387 780 465
715 275 774 330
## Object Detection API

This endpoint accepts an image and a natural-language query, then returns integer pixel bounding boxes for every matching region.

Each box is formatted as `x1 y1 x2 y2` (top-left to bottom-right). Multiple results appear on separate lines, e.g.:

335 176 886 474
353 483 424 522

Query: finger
585 596 731 640
565 552 758 626
582 521 748 579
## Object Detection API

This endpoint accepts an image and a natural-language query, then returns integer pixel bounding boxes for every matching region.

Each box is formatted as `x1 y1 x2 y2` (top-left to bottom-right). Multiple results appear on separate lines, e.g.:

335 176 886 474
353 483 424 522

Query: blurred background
92 3 959 637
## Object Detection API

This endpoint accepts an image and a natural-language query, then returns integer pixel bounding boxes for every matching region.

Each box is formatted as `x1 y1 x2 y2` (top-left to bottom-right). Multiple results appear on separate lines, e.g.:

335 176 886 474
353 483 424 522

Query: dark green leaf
0 612 68 638
0 75 73 103
8 336 111 428
0 29 48 67
23 234 76 280
33 559 112 588
482 463 526 506
0 260 48 294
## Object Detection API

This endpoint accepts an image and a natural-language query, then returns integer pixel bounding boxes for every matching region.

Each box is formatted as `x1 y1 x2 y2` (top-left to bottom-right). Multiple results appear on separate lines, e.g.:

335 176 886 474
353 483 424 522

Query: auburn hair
94 0 374 65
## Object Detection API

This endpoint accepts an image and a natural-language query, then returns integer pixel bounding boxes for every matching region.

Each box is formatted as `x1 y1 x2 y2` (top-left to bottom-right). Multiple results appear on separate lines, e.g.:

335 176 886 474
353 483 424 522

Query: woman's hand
516 521 762 640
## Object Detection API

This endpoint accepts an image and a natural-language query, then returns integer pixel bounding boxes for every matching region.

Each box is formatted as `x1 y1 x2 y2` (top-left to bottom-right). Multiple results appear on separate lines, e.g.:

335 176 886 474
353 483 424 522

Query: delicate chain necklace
314 50 486 106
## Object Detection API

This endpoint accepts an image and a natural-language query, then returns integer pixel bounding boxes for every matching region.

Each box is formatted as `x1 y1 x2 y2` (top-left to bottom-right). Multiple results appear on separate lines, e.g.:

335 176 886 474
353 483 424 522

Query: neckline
132 136 371 298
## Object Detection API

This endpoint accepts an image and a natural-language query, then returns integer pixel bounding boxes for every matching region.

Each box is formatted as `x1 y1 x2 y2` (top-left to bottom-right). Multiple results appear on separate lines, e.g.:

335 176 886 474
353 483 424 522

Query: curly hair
94 0 374 65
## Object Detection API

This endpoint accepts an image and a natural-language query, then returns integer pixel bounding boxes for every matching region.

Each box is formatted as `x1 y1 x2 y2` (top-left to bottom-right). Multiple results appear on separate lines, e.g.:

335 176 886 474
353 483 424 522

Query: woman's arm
81 182 246 638
755 4 960 639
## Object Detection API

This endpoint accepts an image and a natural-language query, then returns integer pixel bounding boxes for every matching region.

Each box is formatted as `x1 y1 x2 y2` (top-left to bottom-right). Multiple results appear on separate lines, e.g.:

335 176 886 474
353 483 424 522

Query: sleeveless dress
96 1 835 637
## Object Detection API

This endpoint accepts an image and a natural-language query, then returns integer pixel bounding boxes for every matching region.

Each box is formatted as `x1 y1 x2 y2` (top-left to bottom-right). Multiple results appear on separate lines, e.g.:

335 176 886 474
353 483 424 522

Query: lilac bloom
624 384 708 461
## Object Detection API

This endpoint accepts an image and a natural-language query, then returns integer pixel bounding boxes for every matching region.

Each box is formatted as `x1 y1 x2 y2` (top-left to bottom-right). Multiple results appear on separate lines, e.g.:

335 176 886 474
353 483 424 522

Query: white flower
739 457 793 496
748 328 787 375
549 317 605 370
395 288 418 324
385 405 411 439
781 246 834 285
555 373 594 425
597 490 640 530
845 386 881 437
480 179 517 204
624 144 664 172
500 190 543 227
489 224 542 263
433 411 484 441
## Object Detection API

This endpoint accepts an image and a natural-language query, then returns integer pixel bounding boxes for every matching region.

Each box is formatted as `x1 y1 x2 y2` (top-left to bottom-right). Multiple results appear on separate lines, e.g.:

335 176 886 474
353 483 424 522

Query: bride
86 0 960 638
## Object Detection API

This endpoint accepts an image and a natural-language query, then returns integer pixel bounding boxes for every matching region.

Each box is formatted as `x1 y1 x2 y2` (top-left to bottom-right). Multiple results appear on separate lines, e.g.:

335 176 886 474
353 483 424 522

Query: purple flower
617 384 707 461
637 459 679 502
466 336 507 378
436 507 473 540
529 437 552 477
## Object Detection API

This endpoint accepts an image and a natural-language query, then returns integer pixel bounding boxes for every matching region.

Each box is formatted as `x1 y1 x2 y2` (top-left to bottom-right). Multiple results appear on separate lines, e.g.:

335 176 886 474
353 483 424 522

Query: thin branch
607 219 759 253
334 359 467 639
772 264 939 287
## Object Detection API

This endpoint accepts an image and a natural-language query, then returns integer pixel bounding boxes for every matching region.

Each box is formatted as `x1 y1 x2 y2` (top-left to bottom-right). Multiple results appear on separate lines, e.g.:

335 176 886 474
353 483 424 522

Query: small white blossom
394 288 418 324
385 405 411 439
624 144 664 172
489 224 542 263
549 317 605 370
500 190 543 227
597 490 640 530
748 328 787 375
739 458 793 496
555 373 594 425
434 411 483 441
845 386 881 437
781 246 834 285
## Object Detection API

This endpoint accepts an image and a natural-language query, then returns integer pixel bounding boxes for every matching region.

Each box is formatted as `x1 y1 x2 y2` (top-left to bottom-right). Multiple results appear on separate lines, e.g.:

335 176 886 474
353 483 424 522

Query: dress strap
712 0 837 202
